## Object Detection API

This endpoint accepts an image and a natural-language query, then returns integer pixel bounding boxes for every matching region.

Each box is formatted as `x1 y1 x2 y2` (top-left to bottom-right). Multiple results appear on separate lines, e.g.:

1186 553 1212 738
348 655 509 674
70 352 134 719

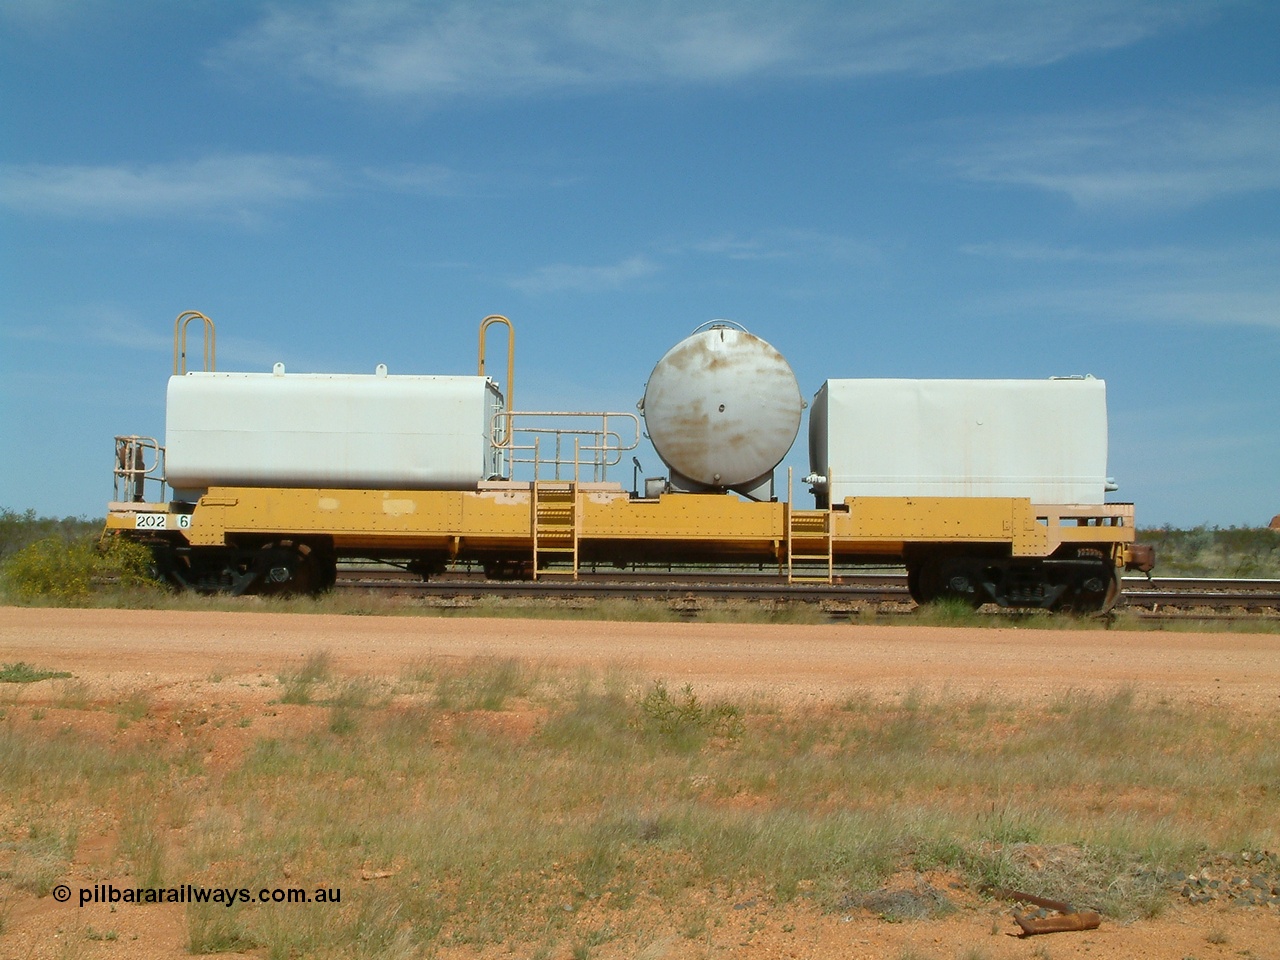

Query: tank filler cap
690 319 748 336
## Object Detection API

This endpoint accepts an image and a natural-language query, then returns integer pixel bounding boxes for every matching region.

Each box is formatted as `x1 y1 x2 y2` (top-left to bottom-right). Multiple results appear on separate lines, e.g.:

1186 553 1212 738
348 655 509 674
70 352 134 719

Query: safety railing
492 411 640 483
113 435 165 503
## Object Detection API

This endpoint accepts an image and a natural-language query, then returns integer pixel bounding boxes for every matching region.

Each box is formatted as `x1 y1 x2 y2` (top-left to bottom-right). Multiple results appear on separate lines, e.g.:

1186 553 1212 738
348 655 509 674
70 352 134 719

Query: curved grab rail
173 310 215 375
477 314 514 412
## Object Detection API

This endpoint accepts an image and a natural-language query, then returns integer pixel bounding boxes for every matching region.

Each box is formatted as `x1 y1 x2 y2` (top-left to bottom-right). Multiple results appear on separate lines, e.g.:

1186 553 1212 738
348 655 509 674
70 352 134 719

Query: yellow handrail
477 314 514 411
173 310 216 375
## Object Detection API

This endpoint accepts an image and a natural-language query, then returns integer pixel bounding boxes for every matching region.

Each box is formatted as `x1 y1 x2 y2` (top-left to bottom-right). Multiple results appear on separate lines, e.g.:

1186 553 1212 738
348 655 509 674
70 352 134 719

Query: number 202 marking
134 514 192 529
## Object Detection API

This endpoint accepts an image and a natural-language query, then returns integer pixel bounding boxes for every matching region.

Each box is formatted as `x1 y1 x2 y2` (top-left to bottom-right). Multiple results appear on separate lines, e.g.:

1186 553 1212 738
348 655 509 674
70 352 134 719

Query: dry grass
1 660 1277 957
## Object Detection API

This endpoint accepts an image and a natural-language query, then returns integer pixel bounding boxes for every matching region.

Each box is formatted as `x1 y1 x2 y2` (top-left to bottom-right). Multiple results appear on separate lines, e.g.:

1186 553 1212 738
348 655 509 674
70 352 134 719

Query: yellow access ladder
786 506 834 584
532 481 579 578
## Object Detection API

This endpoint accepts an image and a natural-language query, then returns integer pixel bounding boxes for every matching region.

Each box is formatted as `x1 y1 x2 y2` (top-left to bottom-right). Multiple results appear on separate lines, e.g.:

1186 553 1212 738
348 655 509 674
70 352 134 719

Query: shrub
1138 525 1279 578
0 535 156 603
638 680 743 748
0 507 102 562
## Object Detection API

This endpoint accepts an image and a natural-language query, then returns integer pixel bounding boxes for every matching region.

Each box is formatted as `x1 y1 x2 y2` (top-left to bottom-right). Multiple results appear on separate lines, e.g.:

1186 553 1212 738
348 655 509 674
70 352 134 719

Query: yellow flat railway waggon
104 312 1151 611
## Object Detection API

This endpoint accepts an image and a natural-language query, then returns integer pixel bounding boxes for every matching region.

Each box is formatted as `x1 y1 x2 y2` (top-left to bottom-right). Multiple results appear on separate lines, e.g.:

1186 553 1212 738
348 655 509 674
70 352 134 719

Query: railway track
333 569 1280 618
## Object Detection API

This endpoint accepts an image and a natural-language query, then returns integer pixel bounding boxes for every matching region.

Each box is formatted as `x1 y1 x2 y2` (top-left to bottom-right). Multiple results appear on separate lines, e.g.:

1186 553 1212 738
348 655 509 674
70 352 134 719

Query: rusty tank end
639 321 802 499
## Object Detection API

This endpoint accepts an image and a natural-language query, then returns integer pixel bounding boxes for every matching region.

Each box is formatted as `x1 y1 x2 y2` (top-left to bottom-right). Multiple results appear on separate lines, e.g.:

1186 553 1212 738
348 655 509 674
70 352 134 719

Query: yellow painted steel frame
832 497 1135 564
106 487 1137 570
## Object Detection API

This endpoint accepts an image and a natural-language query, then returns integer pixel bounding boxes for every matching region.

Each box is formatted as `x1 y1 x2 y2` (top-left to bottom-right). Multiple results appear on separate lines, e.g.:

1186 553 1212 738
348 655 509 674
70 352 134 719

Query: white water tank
808 377 1111 504
639 322 802 496
165 369 505 496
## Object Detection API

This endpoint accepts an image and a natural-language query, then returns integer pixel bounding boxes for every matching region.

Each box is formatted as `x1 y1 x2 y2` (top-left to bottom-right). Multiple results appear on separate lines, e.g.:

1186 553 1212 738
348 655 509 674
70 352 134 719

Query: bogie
149 540 335 597
906 547 1122 613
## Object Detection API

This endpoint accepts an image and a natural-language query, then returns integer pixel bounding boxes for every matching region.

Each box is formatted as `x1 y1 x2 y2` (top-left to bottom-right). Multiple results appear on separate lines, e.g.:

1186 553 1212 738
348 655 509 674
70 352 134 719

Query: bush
638 680 743 749
0 536 156 603
1139 525 1279 578
0 507 102 562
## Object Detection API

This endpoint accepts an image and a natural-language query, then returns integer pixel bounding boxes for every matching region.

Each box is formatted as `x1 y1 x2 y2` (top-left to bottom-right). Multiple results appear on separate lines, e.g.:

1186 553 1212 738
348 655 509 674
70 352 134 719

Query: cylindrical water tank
639 322 802 493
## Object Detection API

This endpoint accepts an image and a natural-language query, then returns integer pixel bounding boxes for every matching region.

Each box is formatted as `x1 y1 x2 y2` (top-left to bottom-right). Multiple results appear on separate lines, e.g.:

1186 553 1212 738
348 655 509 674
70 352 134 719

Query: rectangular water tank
165 371 504 495
809 378 1110 505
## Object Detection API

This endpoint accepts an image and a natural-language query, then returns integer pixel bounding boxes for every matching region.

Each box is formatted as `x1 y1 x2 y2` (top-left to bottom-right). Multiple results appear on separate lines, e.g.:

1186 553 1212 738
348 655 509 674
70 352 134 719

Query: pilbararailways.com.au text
58 883 341 908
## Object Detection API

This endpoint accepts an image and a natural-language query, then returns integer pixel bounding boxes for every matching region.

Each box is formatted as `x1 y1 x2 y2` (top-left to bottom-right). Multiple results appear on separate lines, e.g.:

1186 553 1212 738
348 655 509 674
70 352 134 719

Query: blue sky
2 0 1277 527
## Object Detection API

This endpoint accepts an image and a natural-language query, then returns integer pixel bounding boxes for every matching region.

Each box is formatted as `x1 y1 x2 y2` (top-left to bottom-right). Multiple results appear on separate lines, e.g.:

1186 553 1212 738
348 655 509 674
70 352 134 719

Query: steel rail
334 570 1280 611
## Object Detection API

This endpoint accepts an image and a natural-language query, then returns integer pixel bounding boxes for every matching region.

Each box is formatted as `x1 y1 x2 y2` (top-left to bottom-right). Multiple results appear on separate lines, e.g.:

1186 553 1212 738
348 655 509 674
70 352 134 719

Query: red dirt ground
1 606 1278 959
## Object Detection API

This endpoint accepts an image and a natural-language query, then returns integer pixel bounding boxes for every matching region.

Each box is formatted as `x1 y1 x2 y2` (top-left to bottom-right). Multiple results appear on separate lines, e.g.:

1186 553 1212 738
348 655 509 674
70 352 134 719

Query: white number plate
134 513 192 530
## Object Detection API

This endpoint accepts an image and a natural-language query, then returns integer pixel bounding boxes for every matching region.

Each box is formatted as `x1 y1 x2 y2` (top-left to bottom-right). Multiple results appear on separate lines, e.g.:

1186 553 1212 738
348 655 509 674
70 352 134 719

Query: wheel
908 557 984 608
483 558 534 581
1043 549 1120 614
317 554 338 592
1101 568 1122 611
1061 565 1121 614
906 564 929 605
252 541 330 596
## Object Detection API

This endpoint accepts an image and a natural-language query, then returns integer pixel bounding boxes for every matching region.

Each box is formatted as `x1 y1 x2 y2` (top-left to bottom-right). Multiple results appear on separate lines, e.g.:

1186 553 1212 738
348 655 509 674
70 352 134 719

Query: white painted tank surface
164 370 504 494
809 378 1110 504
640 323 802 493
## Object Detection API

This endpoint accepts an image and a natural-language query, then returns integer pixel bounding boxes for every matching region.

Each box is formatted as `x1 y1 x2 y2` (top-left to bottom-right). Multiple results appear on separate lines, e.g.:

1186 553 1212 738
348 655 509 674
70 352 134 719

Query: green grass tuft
0 662 72 683
638 679 744 749
278 650 333 705
434 657 531 711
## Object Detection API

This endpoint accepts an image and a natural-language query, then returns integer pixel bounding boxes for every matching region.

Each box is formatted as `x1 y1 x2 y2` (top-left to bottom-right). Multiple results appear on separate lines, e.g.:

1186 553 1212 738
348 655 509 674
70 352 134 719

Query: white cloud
0 305 291 369
0 155 484 220
1094 286 1279 329
0 0 113 29
963 242 1280 329
0 154 333 220
690 229 882 266
508 255 659 294
507 230 880 296
945 96 1280 211
359 162 474 197
959 241 1252 268
211 0 1228 101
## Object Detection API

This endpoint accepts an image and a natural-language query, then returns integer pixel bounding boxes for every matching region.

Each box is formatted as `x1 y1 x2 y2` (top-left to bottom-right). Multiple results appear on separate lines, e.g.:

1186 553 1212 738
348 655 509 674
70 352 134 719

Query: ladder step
534 482 578 577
